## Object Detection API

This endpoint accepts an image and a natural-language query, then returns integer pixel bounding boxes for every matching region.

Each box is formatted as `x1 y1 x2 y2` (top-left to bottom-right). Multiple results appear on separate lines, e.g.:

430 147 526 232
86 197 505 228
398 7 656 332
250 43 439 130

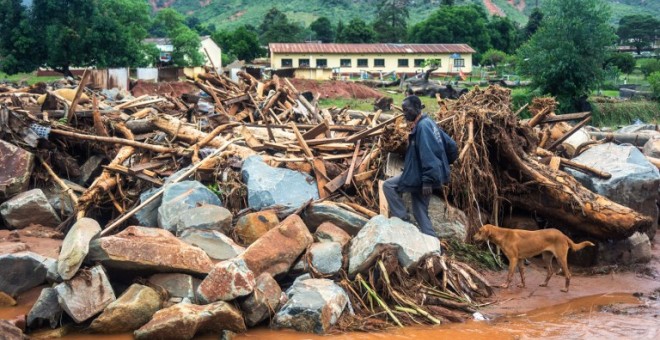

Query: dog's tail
568 238 595 252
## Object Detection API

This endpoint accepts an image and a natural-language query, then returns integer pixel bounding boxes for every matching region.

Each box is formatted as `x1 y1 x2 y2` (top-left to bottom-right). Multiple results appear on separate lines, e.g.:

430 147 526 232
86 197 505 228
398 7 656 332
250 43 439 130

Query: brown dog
474 224 594 292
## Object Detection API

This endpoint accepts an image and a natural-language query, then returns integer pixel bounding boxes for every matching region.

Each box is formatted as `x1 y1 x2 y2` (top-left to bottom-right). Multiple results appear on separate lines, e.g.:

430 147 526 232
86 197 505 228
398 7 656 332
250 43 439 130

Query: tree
372 0 409 43
310 17 335 43
170 26 204 67
409 5 491 60
481 49 508 67
441 0 454 5
523 8 543 38
640 59 660 78
604 53 635 74
150 8 185 38
517 0 616 111
616 15 660 55
487 17 519 54
0 0 42 74
212 26 264 63
336 18 375 43
258 7 303 44
648 71 660 102
336 20 345 42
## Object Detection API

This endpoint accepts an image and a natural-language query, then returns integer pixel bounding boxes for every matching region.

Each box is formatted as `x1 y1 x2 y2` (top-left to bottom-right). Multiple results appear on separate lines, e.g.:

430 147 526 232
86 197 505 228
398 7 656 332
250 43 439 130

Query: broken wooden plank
547 116 592 151
312 158 329 199
67 69 91 122
290 122 314 158
302 121 330 140
345 114 402 143
344 140 361 187
539 112 591 124
378 180 389 217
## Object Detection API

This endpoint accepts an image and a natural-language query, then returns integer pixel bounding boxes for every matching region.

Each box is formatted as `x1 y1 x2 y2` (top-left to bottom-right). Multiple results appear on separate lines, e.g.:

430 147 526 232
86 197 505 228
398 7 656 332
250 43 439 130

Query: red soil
483 0 506 16
289 79 383 100
130 81 198 98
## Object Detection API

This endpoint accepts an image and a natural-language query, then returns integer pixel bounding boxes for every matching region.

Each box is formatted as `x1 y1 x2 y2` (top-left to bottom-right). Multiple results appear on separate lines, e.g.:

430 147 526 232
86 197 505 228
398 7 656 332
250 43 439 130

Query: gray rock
643 137 660 158
0 139 34 200
314 222 351 247
135 188 160 227
598 232 652 265
273 278 349 334
242 155 319 210
302 202 369 235
348 215 441 275
54 265 116 323
157 181 222 233
180 230 245 261
566 143 660 239
239 273 283 327
148 273 197 301
404 194 468 240
0 252 49 296
27 288 63 329
0 189 61 228
57 217 101 280
308 242 343 275
78 155 104 186
197 258 255 303
175 205 232 236
616 124 659 134
89 284 162 333
0 319 26 340
43 181 83 217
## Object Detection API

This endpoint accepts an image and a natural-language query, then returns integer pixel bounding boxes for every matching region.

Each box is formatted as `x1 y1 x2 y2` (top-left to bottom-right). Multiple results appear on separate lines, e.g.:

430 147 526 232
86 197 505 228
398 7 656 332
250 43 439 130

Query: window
281 59 292 67
316 59 327 67
374 59 385 67
398 59 409 67
453 58 465 68
340 58 352 67
298 58 310 67
357 58 368 67
414 59 425 67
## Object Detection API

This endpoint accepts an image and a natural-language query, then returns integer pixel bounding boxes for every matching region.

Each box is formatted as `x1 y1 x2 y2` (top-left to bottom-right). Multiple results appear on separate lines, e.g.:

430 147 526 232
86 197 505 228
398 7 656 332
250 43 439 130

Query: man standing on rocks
383 95 458 237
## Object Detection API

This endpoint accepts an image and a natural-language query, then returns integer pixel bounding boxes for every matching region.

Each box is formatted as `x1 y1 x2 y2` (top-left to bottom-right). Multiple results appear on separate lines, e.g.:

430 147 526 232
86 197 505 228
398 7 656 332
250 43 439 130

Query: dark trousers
383 175 436 237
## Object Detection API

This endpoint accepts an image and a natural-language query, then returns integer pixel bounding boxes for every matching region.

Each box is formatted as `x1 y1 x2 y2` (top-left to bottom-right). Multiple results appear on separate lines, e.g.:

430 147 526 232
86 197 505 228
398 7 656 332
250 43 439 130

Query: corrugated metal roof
269 43 476 54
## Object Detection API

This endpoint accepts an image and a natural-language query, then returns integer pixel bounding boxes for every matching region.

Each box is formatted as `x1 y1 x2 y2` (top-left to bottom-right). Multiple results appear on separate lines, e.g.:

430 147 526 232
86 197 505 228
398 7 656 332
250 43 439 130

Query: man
383 95 458 237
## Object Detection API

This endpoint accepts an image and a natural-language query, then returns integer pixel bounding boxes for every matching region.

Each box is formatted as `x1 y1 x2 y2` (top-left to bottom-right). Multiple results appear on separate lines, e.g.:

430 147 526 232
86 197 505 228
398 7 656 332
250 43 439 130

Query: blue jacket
398 114 458 192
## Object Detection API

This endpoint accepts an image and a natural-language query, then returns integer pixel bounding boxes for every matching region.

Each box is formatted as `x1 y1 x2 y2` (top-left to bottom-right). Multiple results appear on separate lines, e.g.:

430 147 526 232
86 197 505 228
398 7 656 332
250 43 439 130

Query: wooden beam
378 180 389 217
345 114 402 143
312 158 329 199
547 116 592 151
290 122 314 158
539 112 591 124
67 68 91 122
302 121 329 140
344 140 361 188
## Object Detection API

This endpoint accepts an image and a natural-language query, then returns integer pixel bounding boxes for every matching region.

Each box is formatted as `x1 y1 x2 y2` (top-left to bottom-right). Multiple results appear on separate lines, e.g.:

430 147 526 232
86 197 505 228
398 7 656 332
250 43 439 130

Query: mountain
149 0 660 29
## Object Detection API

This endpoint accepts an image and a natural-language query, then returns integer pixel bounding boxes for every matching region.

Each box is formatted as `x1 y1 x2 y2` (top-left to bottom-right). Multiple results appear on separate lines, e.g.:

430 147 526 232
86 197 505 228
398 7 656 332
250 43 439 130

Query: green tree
481 49 508 67
523 8 543 39
258 7 303 44
336 18 375 43
335 20 345 42
150 8 185 38
372 0 409 43
640 59 660 78
441 0 454 5
0 0 41 74
616 15 660 55
648 71 660 102
517 0 616 111
487 17 519 54
212 26 264 62
409 5 491 61
169 26 204 67
604 53 636 74
310 17 335 43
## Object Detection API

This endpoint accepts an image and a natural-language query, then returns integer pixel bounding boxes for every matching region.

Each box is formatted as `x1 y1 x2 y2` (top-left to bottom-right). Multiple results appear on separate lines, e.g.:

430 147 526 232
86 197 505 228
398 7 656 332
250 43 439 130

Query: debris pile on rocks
0 71 658 338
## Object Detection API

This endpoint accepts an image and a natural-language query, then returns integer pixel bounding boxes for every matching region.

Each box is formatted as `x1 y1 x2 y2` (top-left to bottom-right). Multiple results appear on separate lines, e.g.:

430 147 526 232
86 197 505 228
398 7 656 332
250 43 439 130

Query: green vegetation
318 86 440 113
445 238 502 270
649 72 660 101
336 18 375 43
0 72 60 85
616 15 660 55
212 26 263 63
372 0 409 43
640 59 660 78
604 53 636 75
591 99 660 127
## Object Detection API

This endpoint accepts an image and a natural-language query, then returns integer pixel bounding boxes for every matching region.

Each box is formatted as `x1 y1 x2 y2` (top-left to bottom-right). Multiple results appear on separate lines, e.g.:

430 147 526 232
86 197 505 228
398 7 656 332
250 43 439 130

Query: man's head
402 95 423 122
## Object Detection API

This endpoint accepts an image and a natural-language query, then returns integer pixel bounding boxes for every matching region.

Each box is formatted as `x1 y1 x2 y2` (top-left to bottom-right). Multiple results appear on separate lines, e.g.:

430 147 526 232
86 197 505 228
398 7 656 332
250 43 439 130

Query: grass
318 86 441 114
591 99 660 127
0 72 61 85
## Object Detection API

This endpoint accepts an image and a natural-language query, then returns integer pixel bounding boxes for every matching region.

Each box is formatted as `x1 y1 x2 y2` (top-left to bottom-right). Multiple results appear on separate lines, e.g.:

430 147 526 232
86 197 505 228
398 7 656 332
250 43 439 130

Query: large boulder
148 273 198 301
566 143 660 240
0 252 50 296
54 265 116 323
89 284 162 333
314 222 351 247
0 189 61 228
302 202 368 235
234 210 280 245
88 226 213 275
179 230 245 261
239 273 283 327
0 319 26 340
598 232 652 265
27 288 63 329
348 215 441 275
135 188 160 227
404 194 468 240
175 205 232 236
308 242 343 276
273 278 348 334
157 181 222 233
197 258 255 303
239 214 313 277
241 155 319 210
643 136 660 158
57 218 101 280
0 139 34 200
134 301 246 340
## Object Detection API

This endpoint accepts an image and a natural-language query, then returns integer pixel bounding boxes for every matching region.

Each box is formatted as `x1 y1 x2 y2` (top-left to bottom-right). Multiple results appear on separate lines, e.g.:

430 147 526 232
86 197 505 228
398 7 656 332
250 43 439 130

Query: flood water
3 291 658 339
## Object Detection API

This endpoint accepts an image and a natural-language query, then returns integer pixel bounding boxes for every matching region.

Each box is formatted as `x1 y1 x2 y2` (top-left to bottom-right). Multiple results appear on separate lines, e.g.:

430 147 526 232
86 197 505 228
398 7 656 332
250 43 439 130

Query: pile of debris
0 69 658 339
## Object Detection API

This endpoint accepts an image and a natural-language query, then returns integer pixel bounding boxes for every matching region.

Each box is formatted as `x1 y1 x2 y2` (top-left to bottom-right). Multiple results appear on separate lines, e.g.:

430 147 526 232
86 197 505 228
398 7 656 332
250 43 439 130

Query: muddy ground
1 229 658 339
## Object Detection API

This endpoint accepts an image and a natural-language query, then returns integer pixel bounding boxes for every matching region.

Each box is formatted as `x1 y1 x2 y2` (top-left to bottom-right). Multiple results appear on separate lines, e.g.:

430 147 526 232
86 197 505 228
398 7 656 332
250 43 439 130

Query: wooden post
67 68 91 122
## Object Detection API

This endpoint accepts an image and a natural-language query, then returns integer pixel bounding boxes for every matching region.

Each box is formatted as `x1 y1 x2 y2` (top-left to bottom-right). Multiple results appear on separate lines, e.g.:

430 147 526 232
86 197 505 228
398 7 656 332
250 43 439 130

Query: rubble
0 291 17 307
57 217 101 280
0 319 26 340
148 273 199 302
54 265 116 323
302 202 369 235
234 210 280 245
314 221 351 247
0 139 33 200
89 284 162 333
308 242 343 275
175 205 233 236
27 288 62 329
180 229 245 261
0 252 50 296
158 181 223 233
197 258 256 302
0 189 61 228
239 273 283 327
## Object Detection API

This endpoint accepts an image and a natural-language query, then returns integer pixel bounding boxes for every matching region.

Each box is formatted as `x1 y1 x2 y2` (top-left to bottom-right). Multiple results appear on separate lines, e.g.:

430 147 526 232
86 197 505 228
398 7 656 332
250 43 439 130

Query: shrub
640 59 660 78
649 71 660 101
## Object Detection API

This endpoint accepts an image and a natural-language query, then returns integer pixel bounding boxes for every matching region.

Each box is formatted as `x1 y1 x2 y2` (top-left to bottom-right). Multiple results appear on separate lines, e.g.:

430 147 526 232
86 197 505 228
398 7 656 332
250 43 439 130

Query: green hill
150 0 660 29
